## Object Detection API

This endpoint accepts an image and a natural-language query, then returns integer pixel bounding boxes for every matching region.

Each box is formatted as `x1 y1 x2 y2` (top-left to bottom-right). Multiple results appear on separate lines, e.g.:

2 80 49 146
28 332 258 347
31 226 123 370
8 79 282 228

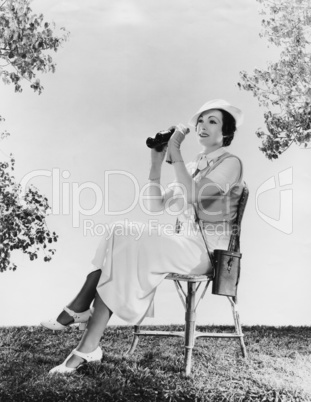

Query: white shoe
40 306 92 331
49 346 102 374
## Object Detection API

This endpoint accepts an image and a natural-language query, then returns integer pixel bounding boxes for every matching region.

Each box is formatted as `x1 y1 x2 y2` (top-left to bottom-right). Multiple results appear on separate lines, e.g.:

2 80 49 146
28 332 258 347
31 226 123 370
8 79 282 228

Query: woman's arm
144 146 176 213
145 142 187 213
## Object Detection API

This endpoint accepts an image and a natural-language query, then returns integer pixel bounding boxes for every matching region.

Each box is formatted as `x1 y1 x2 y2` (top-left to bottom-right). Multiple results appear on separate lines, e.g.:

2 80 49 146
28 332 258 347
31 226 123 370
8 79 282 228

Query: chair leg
230 297 247 358
126 325 140 355
184 282 197 376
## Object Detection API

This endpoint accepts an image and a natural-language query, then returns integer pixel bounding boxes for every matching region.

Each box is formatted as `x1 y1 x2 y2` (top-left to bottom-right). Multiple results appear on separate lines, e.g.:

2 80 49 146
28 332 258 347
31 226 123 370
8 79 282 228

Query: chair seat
165 273 213 282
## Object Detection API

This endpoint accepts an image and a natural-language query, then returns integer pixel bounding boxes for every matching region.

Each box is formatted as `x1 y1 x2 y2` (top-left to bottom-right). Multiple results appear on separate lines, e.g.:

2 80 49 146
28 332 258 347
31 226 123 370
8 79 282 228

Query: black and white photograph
0 0 310 400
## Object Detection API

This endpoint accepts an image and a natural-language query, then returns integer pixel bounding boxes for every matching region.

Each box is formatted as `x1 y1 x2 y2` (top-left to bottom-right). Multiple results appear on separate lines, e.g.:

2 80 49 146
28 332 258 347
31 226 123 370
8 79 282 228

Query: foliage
0 325 310 401
0 0 69 95
238 0 311 159
0 0 67 271
0 144 58 271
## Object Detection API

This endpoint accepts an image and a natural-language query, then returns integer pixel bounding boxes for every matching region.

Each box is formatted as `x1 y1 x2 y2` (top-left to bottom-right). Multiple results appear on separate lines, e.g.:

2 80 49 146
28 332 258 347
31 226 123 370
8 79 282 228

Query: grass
0 325 310 401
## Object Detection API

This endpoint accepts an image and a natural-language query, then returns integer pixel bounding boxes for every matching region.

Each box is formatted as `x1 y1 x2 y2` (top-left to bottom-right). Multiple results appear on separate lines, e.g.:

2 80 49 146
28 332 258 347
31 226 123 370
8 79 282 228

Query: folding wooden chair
127 183 249 376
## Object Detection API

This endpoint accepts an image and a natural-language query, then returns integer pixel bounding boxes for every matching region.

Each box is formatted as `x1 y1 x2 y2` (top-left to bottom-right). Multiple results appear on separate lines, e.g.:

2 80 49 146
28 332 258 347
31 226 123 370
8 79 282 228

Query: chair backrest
228 182 249 253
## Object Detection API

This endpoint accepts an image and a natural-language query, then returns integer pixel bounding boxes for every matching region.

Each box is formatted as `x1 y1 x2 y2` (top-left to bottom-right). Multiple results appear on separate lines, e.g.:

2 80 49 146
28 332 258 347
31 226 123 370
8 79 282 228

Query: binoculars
146 128 175 152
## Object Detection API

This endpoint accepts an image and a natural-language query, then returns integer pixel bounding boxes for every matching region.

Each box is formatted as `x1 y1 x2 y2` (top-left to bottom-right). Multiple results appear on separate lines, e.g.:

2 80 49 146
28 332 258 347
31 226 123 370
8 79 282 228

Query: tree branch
0 0 8 10
281 138 295 154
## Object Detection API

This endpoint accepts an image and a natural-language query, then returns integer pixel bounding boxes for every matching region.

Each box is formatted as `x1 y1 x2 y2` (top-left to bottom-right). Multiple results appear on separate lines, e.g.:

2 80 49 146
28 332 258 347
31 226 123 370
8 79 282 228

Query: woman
42 99 244 374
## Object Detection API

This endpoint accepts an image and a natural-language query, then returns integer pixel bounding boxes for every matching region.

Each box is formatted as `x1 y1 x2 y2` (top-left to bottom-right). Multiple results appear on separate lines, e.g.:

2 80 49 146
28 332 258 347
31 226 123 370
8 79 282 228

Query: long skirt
90 219 230 325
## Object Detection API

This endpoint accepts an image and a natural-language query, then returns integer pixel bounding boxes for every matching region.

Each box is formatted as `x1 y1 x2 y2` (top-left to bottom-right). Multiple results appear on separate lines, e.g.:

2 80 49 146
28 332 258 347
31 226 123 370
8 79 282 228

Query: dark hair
220 109 236 147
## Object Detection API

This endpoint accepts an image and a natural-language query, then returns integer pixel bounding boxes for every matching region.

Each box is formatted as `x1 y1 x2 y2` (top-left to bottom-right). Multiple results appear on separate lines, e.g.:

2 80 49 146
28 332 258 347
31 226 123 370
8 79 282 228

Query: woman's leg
57 269 102 325
65 292 112 368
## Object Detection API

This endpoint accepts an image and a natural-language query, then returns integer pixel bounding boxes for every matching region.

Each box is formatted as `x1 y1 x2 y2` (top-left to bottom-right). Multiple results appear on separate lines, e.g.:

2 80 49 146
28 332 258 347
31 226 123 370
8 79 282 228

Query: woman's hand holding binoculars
166 124 189 164
167 124 189 148
147 124 189 165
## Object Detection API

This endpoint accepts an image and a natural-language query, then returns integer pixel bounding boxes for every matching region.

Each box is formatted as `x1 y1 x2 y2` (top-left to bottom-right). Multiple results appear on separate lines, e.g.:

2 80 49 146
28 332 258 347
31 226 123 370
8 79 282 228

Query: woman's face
196 109 223 150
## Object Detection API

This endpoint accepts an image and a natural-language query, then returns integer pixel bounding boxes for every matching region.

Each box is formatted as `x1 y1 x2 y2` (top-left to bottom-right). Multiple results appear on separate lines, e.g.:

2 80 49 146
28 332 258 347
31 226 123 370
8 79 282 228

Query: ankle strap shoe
40 306 92 331
49 346 102 374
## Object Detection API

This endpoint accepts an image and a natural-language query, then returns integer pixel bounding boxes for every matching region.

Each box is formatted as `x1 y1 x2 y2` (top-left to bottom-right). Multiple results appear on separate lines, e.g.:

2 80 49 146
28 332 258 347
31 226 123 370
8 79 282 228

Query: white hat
188 99 244 127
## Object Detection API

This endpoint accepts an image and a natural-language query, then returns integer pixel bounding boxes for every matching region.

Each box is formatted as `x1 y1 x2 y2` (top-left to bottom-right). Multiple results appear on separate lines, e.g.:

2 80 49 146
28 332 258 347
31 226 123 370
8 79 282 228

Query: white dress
90 148 243 325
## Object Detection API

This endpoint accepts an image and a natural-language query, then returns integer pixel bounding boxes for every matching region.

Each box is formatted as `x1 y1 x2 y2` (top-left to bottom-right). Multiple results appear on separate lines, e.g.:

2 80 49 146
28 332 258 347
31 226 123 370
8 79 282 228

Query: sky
0 0 311 327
